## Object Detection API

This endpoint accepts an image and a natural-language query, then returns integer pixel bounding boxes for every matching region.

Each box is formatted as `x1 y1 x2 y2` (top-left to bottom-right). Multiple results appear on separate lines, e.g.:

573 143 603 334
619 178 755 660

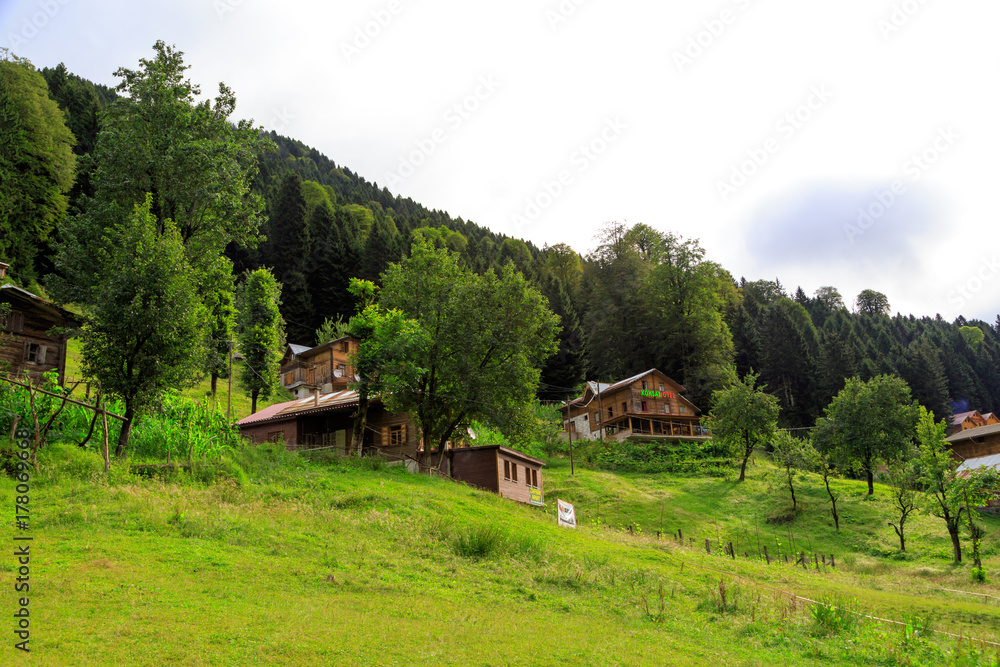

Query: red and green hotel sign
640 390 676 398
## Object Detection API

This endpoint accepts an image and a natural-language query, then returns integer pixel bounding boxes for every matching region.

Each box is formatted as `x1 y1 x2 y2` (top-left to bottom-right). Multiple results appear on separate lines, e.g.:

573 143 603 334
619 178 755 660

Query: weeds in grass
971 567 989 584
809 597 861 635
641 585 667 623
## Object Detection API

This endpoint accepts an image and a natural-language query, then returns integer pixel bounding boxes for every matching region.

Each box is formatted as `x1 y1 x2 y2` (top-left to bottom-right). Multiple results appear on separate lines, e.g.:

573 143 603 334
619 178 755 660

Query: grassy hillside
3 442 1000 665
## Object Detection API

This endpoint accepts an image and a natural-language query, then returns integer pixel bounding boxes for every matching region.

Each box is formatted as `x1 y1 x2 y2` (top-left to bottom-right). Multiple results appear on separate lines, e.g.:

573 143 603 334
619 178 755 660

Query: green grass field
3 440 1000 666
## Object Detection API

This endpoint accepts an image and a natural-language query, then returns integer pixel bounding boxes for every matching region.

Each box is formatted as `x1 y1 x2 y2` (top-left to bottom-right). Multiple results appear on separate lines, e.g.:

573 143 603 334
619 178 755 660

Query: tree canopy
704 370 780 482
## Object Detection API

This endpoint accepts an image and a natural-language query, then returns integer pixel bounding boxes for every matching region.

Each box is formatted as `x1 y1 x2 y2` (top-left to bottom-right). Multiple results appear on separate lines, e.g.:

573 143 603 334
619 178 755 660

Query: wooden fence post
763 546 770 564
705 538 710 554
830 554 835 568
729 542 735 560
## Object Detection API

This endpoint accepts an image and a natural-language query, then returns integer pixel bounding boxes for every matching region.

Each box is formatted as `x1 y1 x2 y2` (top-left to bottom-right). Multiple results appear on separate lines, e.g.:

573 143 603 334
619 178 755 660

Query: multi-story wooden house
278 336 359 399
558 369 708 442
949 410 999 435
1 283 76 385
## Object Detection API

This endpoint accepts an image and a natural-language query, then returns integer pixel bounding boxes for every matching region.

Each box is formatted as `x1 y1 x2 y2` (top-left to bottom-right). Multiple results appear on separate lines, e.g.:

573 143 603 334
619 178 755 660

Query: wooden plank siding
1 286 73 385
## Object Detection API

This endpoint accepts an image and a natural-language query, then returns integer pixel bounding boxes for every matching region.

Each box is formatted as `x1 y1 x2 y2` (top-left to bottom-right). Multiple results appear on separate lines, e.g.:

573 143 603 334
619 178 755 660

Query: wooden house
557 369 708 442
946 422 1000 462
949 410 996 435
279 336 358 399
1 284 76 385
237 390 545 506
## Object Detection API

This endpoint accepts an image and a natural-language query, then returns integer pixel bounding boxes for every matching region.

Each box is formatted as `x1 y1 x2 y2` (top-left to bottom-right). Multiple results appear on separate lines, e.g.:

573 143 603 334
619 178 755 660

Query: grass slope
3 444 1000 666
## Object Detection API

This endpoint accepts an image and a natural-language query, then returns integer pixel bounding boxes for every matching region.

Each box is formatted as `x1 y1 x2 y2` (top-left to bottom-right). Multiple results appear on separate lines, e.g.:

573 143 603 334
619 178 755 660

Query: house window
680 406 687 413
642 381 647 390
583 414 588 421
504 460 511 480
388 424 403 446
607 406 613 418
335 363 346 378
267 431 282 443
622 402 627 414
283 372 293 386
511 462 518 482
659 383 664 392
3 311 24 332
641 401 648 412
532 469 538 487
23 342 46 365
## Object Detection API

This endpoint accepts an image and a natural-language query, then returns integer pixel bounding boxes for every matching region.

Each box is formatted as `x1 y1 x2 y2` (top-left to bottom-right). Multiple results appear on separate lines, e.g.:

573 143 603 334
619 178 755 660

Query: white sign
557 499 576 528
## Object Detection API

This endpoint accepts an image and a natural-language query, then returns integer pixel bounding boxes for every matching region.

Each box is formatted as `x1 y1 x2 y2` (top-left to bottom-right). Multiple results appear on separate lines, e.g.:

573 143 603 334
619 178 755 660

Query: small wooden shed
449 445 545 506
1 284 76 385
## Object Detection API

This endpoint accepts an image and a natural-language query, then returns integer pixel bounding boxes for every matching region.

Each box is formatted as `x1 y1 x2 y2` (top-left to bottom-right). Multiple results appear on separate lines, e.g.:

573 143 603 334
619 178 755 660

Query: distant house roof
559 369 698 413
287 344 311 356
0 284 78 324
237 389 364 426
946 422 1000 443
984 412 998 422
458 444 545 467
950 410 981 426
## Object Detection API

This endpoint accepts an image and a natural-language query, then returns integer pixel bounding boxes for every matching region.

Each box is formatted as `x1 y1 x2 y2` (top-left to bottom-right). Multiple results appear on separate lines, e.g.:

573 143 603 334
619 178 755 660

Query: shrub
971 567 989 584
810 597 861 635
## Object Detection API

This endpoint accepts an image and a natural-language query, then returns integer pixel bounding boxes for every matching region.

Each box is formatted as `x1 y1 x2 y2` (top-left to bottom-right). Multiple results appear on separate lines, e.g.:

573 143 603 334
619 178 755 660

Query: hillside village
3 32 1000 665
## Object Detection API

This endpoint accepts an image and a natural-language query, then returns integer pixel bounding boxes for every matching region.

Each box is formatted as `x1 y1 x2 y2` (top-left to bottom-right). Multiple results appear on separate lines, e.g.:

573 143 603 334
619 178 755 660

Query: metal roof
0 284 78 323
950 410 980 425
287 343 311 356
237 389 364 426
957 452 1000 474
946 421 1000 443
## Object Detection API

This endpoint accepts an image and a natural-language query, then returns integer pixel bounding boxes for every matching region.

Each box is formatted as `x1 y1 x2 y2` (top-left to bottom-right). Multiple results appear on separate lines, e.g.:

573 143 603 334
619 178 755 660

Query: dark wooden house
279 337 358 399
557 369 708 442
1 284 76 385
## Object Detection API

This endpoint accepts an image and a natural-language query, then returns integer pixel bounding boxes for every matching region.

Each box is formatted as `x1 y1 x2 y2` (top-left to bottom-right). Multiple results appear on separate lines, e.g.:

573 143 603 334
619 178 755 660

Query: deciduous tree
236 269 285 414
704 370 779 482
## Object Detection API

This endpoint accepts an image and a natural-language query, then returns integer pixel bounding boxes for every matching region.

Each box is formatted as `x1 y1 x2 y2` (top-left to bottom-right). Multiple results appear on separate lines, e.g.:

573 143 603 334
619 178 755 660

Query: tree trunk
351 395 369 457
739 433 751 482
251 389 259 415
115 401 135 458
825 476 839 531
788 471 797 510
866 467 874 495
947 520 962 563
211 373 218 397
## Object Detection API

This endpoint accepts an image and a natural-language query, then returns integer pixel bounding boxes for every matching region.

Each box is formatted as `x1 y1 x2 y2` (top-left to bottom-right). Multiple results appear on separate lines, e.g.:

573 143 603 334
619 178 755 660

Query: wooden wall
451 449 500 493
1 296 68 384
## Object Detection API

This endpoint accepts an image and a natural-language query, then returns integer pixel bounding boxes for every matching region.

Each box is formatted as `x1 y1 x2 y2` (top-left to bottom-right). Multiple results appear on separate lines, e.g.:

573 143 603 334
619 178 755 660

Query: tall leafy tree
236 269 285 414
80 196 206 456
704 370 780 482
915 407 969 563
377 239 560 453
855 289 891 316
813 374 918 495
0 50 75 281
53 41 270 304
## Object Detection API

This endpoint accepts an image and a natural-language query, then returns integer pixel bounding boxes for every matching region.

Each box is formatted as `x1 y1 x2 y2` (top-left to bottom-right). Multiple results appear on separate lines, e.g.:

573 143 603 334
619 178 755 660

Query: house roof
455 444 545 467
946 421 1000 443
950 410 982 426
559 369 698 413
957 452 1000 475
237 389 366 426
0 284 78 324
984 413 997 421
287 343 311 356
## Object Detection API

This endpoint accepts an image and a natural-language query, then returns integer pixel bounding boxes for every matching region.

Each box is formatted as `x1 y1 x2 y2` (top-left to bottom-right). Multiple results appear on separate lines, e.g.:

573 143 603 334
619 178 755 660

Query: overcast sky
3 0 998 323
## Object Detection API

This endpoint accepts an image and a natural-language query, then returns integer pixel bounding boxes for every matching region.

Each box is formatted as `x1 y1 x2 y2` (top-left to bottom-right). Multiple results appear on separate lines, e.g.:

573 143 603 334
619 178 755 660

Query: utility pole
596 382 606 442
227 339 233 422
569 417 575 476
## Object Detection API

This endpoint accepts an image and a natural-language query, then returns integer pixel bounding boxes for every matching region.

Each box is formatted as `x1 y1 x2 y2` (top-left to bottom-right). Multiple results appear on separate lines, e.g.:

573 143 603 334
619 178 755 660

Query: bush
594 439 734 475
810 597 862 635
971 567 989 584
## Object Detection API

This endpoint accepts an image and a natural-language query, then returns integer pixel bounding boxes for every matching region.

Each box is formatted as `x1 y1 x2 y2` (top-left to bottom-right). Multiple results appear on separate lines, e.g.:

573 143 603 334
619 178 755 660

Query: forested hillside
5 53 999 426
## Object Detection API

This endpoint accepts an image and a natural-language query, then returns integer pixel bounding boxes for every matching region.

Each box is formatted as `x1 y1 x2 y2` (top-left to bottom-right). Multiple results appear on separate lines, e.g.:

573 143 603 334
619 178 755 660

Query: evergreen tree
266 172 313 343
901 337 950 420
